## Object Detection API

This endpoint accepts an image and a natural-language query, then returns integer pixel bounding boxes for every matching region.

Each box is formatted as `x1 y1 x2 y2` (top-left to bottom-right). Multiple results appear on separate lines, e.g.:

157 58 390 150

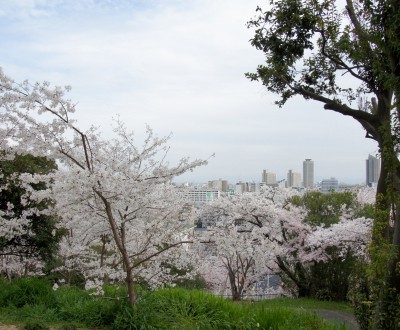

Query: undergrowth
0 277 348 329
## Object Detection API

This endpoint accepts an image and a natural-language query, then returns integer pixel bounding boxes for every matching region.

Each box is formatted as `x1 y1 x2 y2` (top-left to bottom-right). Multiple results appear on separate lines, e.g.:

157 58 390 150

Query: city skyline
179 154 375 185
0 1 378 184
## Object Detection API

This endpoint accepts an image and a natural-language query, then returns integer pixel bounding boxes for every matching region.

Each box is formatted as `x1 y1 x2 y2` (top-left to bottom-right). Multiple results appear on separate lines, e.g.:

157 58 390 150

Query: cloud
0 0 378 184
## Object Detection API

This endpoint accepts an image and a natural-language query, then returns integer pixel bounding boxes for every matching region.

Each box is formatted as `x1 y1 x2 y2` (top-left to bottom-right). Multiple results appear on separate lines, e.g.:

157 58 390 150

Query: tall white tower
303 159 314 188
366 154 380 187
262 169 277 184
287 170 301 188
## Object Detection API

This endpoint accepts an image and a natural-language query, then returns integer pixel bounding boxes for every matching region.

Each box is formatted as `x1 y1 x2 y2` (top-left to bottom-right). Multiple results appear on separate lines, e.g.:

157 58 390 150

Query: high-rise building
287 170 301 188
208 179 228 192
366 154 380 187
321 177 338 194
303 159 314 188
235 181 260 194
262 169 277 185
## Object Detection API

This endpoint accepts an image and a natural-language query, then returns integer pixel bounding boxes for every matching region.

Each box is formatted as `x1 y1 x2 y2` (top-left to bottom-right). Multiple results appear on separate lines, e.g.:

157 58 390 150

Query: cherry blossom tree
196 222 274 301
197 188 300 298
199 187 372 299
0 68 207 304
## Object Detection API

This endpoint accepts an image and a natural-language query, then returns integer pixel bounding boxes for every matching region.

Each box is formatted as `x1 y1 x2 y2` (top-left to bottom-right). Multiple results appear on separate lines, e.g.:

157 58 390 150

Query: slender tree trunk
100 234 107 268
67 270 72 286
94 189 138 305
126 268 137 305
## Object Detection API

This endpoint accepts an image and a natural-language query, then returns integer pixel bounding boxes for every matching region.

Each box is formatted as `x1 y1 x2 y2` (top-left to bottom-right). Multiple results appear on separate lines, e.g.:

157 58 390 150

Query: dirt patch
0 324 19 330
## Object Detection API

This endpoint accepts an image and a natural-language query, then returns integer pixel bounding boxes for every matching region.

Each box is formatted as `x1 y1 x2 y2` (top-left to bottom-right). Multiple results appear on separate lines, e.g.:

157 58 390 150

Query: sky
0 0 378 184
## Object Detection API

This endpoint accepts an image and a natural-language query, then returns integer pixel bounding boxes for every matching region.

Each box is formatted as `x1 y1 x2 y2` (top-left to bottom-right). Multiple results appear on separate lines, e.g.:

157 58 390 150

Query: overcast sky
0 0 378 184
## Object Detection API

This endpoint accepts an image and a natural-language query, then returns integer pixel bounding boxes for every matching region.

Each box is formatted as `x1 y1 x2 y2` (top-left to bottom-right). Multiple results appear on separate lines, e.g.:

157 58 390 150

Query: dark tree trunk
372 135 400 329
228 271 241 301
275 256 311 297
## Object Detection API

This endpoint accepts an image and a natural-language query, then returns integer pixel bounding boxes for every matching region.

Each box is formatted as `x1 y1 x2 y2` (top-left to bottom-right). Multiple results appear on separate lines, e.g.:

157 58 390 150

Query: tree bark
275 256 311 297
371 129 400 329
126 268 137 305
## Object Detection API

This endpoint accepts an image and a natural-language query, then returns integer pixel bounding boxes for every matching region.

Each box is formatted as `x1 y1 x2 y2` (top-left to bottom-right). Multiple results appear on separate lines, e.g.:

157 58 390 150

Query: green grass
0 277 350 329
117 288 346 330
255 297 353 312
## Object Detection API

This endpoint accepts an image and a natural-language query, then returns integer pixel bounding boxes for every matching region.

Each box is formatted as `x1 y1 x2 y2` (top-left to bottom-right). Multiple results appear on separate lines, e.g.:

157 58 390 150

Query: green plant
59 324 78 330
23 320 49 330
112 288 343 329
0 277 56 308
0 279 352 329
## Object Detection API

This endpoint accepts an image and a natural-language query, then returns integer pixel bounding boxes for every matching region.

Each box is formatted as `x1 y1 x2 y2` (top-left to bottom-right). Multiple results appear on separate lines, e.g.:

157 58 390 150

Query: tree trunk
231 290 241 301
126 268 137 305
297 286 311 298
372 214 400 329
371 137 400 329
227 269 241 301
275 256 311 297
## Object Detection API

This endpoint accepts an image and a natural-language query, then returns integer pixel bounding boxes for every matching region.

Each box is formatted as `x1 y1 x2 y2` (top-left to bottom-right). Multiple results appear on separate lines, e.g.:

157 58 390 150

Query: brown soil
0 324 18 330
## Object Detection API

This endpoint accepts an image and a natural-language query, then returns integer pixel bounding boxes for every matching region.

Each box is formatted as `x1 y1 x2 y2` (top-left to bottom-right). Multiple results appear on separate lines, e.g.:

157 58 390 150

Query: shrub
0 277 56 308
55 285 125 327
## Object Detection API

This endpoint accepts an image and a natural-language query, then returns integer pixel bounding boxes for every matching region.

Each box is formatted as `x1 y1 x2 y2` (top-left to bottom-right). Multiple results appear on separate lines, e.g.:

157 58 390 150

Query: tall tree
0 69 207 305
247 1 400 327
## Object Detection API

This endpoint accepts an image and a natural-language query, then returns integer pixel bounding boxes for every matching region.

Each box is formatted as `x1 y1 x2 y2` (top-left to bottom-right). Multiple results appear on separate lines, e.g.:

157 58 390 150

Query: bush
55 285 126 327
347 262 372 330
0 277 56 308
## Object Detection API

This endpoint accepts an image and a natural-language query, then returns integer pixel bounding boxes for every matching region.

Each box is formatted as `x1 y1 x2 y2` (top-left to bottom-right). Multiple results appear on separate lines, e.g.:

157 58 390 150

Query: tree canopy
247 0 400 327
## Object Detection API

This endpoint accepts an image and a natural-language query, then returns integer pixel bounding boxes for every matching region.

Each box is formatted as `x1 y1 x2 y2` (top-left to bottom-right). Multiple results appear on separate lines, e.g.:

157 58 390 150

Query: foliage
347 261 373 330
287 191 375 301
246 0 400 326
0 154 62 277
168 265 206 290
107 288 343 330
23 321 49 330
199 187 372 301
289 191 359 226
0 277 347 329
0 277 56 308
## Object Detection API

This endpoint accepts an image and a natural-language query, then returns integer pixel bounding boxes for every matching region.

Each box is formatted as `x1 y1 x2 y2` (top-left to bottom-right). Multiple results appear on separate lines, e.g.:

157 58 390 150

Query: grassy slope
0 278 351 329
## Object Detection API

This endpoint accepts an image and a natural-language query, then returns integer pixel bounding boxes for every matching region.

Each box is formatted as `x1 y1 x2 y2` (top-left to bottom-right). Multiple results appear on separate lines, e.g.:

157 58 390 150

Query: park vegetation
1 0 398 327
0 68 372 328
0 66 375 329
246 0 400 328
0 276 350 329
